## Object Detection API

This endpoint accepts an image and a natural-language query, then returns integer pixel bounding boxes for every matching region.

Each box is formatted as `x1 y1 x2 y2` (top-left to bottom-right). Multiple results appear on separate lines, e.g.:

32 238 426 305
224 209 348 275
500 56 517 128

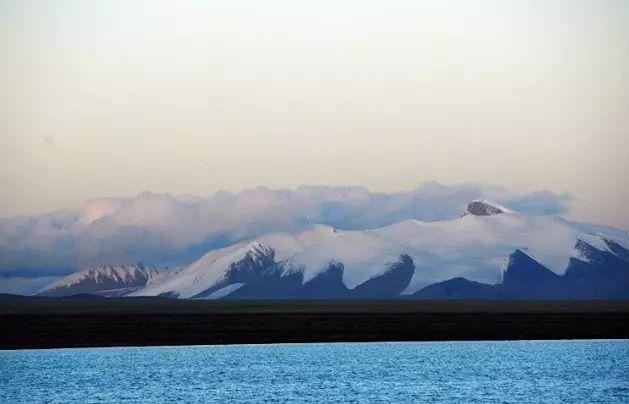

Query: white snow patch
202 283 245 299
131 242 259 298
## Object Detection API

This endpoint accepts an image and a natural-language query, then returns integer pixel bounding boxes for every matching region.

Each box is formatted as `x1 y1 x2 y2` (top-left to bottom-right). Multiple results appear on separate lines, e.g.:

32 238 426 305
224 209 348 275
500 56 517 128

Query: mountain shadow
300 262 350 299
351 254 415 299
193 243 278 298
225 264 304 299
412 277 496 299
410 240 629 300
498 249 565 299
563 239 629 299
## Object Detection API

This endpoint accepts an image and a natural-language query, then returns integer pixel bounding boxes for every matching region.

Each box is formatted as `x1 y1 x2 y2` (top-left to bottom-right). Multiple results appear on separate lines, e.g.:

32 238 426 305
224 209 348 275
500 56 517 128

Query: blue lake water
1 340 628 403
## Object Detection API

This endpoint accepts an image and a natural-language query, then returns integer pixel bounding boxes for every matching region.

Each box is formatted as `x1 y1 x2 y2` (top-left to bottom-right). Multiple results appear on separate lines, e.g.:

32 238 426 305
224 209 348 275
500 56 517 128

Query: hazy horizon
1 0 628 229
0 181 624 230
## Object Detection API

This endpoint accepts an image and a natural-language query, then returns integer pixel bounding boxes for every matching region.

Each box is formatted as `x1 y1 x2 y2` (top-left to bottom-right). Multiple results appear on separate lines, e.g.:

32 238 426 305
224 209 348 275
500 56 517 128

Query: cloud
0 182 573 278
504 191 573 216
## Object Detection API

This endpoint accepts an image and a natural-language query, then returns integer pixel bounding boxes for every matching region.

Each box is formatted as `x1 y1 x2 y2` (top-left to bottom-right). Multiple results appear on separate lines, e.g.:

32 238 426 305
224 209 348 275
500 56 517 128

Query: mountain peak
244 241 275 260
37 264 161 297
465 200 513 216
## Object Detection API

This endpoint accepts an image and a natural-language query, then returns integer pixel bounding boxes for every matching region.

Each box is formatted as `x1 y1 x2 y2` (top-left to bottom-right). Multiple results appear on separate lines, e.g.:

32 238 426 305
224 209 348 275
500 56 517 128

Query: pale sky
1 0 628 227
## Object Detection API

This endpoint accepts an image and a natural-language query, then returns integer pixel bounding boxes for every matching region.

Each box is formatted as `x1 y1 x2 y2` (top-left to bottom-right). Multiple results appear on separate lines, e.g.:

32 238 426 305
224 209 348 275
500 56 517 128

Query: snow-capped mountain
37 264 163 297
126 200 629 300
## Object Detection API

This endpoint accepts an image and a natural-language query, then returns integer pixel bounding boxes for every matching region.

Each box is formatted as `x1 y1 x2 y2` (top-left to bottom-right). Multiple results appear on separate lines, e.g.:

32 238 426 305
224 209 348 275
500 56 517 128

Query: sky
1 0 628 228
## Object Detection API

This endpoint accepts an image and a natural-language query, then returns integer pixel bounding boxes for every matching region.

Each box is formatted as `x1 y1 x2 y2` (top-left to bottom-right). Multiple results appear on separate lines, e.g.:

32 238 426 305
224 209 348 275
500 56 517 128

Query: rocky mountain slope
37 264 163 297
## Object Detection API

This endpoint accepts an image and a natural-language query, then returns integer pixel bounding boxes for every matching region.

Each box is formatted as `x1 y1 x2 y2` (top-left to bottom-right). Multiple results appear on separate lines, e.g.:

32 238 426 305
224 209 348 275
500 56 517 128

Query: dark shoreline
1 297 628 350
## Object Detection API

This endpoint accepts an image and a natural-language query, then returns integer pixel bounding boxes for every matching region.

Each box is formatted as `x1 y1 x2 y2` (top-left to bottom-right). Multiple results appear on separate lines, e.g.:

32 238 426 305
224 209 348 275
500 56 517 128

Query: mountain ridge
37 200 629 300
37 264 163 297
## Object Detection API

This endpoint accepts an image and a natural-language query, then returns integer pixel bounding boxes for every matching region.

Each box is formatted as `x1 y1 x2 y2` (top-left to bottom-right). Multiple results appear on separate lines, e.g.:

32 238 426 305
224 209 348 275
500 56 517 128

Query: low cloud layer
0 182 573 277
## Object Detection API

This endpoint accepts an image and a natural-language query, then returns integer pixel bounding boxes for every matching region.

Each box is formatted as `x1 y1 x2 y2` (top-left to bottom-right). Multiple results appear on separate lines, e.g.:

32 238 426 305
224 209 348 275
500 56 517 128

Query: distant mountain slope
127 200 629 300
412 277 496 299
37 264 162 297
412 242 629 299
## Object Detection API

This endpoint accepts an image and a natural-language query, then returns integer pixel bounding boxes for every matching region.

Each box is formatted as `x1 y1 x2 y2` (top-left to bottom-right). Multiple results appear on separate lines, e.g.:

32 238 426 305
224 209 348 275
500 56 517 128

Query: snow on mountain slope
37 264 162 297
279 201 626 293
134 225 338 298
132 200 629 298
134 242 271 298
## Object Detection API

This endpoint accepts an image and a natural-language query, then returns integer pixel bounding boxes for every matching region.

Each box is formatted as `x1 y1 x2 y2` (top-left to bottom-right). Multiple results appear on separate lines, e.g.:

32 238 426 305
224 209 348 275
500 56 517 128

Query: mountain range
36 200 629 300
0 183 573 276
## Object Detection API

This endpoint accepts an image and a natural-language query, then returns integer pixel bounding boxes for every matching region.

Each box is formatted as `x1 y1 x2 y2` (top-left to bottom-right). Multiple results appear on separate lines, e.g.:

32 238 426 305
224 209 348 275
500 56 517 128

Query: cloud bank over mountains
0 182 573 277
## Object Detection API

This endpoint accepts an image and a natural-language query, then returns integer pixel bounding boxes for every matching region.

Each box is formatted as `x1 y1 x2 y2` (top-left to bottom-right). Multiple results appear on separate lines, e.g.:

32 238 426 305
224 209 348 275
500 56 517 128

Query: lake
1 340 628 403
